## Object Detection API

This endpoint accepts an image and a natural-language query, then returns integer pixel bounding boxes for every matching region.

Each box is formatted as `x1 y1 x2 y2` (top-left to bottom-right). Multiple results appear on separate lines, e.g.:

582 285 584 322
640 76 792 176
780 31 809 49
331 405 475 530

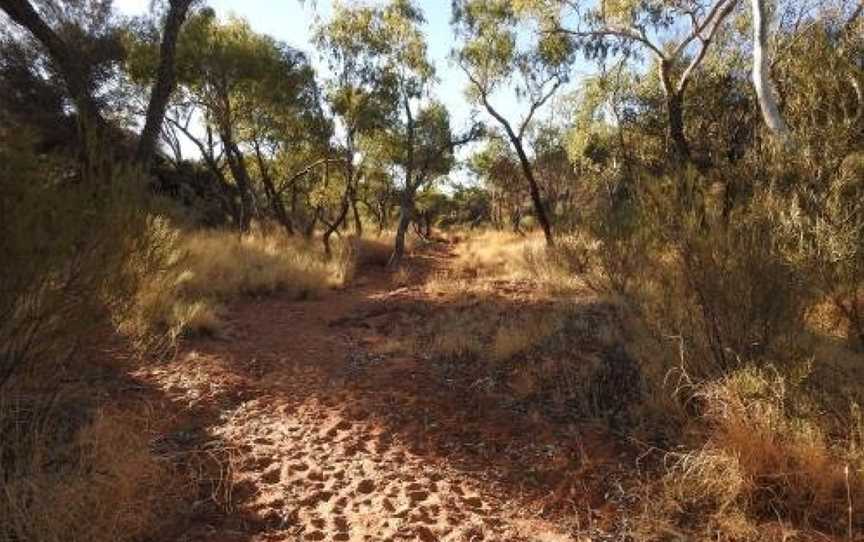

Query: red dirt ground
136 242 628 541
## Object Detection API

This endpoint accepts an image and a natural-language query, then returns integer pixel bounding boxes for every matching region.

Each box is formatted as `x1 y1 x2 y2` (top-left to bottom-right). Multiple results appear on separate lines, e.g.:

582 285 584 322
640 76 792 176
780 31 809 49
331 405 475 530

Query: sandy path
139 244 623 541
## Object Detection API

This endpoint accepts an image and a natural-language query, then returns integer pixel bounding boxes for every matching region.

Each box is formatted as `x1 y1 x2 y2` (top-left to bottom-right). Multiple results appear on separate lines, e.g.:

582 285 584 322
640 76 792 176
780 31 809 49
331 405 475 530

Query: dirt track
138 243 623 541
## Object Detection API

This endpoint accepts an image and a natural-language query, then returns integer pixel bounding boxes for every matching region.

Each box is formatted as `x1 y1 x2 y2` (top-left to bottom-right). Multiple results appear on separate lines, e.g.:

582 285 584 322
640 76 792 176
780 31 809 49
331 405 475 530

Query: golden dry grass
638 365 864 538
0 399 190 542
425 230 586 300
422 229 864 538
128 226 354 340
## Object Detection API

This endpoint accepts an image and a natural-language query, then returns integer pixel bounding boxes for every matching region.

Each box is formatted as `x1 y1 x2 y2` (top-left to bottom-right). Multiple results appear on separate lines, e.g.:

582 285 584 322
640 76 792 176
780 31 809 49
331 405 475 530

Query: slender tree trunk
751 0 791 139
135 0 194 165
351 191 363 236
658 60 692 163
323 189 351 257
666 91 691 161
390 188 414 267
322 158 351 257
390 95 418 266
261 172 293 234
170 117 240 223
222 134 254 231
508 136 554 247
253 140 293 234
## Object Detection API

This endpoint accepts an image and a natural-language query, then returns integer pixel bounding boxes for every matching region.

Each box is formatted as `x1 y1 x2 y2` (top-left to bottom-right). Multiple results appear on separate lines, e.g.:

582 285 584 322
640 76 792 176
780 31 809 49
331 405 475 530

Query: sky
112 0 589 182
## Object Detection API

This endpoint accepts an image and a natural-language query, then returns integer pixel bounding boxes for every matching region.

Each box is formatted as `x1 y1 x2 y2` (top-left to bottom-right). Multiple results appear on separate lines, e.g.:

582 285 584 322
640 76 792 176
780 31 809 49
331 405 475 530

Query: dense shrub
0 131 177 386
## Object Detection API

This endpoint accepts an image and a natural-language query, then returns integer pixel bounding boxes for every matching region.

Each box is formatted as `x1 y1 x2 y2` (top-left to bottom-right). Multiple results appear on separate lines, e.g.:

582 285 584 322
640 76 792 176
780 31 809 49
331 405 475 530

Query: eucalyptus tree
315 0 400 252
130 11 324 231
135 0 197 164
527 0 739 162
746 0 861 141
318 0 472 264
0 0 195 166
452 0 573 247
237 41 330 235
387 100 471 265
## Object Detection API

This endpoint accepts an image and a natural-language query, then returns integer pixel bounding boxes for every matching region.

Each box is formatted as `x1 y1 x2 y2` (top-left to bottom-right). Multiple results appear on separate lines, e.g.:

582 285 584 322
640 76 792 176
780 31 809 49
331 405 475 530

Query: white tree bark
751 0 792 139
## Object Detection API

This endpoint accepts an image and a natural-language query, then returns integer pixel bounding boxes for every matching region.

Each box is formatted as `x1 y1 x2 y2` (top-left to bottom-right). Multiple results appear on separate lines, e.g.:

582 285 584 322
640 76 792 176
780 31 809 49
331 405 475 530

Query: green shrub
585 167 809 380
0 131 176 386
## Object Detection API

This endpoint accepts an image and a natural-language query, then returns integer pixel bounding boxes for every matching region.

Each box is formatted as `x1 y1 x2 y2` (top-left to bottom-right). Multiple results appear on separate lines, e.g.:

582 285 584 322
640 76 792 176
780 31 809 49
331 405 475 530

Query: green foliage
453 0 572 103
588 168 809 378
315 0 432 136
0 131 177 386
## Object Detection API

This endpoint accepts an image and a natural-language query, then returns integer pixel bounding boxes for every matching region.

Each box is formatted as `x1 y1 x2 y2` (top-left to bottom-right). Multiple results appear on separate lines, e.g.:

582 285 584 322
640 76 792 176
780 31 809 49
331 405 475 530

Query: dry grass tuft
0 397 190 542
130 227 351 341
179 229 345 298
643 366 864 537
444 230 585 296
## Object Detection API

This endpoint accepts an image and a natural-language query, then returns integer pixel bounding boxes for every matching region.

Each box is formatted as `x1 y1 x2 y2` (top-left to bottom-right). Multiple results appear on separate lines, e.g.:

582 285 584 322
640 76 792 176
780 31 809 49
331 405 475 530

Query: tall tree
315 0 401 253
531 0 740 163
131 11 325 230
135 0 196 165
319 0 476 264
750 0 790 140
0 0 195 167
453 0 572 247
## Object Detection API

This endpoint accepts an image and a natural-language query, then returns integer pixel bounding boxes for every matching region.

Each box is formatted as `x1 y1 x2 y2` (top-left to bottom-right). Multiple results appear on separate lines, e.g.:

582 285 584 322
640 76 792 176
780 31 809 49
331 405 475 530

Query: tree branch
671 0 739 59
552 25 666 59
0 0 105 128
519 75 564 139
276 157 348 196
676 0 738 93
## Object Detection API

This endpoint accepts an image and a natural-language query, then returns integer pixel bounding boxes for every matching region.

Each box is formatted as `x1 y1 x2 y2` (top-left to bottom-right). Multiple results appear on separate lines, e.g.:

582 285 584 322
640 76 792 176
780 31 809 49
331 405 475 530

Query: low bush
576 154 864 536
0 130 174 386
0 391 191 542
645 366 864 538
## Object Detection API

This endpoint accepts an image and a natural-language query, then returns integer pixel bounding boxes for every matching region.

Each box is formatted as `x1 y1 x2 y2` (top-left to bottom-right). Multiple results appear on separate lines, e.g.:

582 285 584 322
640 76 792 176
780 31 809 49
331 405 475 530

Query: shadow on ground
151 241 634 541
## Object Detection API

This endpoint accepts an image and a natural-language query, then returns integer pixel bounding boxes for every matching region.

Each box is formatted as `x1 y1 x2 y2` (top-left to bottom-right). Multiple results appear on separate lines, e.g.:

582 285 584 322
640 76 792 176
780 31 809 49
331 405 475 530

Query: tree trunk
322 158 352 257
666 91 691 161
222 134 254 232
351 191 363 236
261 173 293 234
509 137 554 247
390 94 418 266
751 0 791 139
323 189 351 257
135 0 194 165
390 189 414 267
254 140 293 234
